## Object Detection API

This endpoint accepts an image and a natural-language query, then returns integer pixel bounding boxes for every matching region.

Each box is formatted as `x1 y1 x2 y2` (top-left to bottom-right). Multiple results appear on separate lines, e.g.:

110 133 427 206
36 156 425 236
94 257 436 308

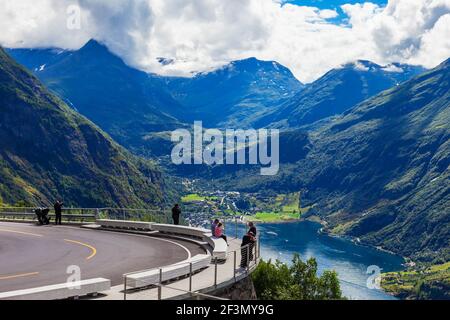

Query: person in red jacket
214 222 228 245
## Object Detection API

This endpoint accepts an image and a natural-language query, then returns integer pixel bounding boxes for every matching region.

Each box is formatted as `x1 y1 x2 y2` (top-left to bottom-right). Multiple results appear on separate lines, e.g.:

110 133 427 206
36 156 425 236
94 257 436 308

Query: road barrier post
257 234 261 259
189 262 193 292
158 268 162 300
235 215 238 239
123 276 127 300
233 250 237 282
214 258 218 288
246 245 250 273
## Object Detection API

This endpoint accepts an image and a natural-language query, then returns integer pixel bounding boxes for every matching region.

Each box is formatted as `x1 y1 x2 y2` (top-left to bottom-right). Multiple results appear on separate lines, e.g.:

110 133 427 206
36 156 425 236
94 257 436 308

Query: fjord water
238 221 404 300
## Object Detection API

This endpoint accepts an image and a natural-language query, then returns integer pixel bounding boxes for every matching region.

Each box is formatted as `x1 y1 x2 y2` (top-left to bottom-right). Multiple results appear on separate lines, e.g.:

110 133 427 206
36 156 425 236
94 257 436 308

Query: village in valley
180 179 309 227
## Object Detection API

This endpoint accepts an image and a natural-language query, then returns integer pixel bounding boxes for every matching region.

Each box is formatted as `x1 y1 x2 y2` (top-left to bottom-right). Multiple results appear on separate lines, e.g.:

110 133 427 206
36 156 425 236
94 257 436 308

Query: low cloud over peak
0 0 449 83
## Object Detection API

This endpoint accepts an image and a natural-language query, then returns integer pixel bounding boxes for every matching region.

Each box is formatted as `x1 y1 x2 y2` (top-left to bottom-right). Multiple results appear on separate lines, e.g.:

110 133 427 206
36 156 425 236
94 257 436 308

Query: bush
252 254 344 300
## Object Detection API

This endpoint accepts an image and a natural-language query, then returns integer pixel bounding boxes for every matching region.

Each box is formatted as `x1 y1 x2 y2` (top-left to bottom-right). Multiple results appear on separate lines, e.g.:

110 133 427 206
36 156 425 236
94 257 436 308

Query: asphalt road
0 222 205 292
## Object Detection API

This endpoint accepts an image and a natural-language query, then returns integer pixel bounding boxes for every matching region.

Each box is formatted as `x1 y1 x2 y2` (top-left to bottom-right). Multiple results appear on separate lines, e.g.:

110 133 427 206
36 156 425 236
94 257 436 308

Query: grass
282 203 299 213
252 211 300 222
381 262 450 299
331 220 357 234
181 193 219 203
248 192 311 222
181 193 205 202
429 262 450 272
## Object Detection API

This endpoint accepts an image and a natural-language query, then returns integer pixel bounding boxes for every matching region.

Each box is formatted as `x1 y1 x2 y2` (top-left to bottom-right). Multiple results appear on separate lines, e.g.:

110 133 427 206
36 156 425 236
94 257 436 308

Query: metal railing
98 208 172 224
0 207 188 224
0 205 260 300
0 207 246 238
0 207 98 223
123 235 261 300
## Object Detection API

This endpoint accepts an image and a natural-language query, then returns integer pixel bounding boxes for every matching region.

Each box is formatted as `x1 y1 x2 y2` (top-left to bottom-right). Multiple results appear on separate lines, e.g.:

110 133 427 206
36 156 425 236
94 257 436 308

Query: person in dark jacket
240 231 256 268
172 204 181 225
35 208 51 225
54 200 63 225
248 221 257 236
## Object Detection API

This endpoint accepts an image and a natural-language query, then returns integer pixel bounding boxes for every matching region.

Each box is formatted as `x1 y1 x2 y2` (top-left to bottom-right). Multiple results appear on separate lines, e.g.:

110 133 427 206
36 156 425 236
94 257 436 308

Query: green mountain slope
212 58 450 262
382 262 450 300
305 60 450 262
256 60 426 129
0 47 169 208
9 40 186 158
166 57 303 128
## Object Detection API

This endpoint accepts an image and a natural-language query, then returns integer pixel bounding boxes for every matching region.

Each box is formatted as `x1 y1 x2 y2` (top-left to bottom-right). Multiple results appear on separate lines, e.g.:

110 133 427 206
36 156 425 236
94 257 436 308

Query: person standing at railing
54 200 63 225
240 231 256 268
248 221 257 236
247 222 257 262
171 204 181 225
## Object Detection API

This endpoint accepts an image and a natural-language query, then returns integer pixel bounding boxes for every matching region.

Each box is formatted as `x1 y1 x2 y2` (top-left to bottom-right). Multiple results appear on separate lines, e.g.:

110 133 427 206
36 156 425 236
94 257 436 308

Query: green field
251 211 300 222
181 193 205 202
381 262 450 300
248 192 310 222
181 193 219 203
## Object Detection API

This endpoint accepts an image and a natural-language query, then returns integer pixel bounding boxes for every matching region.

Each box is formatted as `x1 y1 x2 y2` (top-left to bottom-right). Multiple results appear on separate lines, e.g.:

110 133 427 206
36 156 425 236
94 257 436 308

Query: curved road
0 222 205 292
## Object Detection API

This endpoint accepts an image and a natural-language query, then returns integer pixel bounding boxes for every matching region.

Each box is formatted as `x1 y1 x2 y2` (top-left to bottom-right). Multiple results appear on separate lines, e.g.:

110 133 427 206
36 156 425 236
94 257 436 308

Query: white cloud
382 64 404 73
353 61 371 72
0 0 449 83
341 0 450 69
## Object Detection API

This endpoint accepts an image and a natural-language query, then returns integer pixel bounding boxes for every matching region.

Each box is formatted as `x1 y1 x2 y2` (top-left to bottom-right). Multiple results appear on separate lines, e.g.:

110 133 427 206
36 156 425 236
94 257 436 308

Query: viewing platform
0 210 260 300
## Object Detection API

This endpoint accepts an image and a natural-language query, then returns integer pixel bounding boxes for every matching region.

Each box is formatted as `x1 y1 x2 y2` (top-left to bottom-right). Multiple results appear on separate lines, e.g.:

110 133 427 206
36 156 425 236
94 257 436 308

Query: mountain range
166 57 303 128
8 40 186 158
210 59 450 262
8 40 426 157
8 41 304 157
0 47 169 208
8 43 426 134
4 39 449 263
256 60 426 129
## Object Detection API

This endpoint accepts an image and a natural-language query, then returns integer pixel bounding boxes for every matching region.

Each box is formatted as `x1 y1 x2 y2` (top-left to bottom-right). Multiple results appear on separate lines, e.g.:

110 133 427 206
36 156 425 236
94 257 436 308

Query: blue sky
283 0 388 23
283 0 387 9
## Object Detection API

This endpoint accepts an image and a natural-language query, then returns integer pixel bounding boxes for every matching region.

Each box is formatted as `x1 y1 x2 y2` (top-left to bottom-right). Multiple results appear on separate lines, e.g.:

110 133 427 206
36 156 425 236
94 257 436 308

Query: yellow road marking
64 239 97 260
0 228 43 237
0 272 39 281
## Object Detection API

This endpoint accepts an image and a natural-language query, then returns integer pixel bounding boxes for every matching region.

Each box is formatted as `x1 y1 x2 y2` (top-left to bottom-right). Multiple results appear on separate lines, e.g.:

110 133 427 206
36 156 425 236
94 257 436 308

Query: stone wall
210 276 257 300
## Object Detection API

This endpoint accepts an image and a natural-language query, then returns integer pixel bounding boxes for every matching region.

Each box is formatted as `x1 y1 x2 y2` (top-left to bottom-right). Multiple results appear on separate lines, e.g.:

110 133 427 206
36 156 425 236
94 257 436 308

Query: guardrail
0 207 258 300
98 209 242 236
0 278 111 300
125 254 212 290
97 208 171 224
0 207 244 237
96 219 154 231
123 235 261 300
0 207 181 224
0 207 98 223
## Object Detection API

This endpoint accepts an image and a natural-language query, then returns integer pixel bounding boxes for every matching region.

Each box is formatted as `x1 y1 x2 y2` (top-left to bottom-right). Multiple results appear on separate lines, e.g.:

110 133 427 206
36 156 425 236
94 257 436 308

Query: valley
2 39 449 300
180 188 307 224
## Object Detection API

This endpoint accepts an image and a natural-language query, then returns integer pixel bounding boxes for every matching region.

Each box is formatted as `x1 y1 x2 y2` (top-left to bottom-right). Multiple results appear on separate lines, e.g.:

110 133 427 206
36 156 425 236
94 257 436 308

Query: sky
283 0 387 9
282 0 388 23
0 0 449 83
